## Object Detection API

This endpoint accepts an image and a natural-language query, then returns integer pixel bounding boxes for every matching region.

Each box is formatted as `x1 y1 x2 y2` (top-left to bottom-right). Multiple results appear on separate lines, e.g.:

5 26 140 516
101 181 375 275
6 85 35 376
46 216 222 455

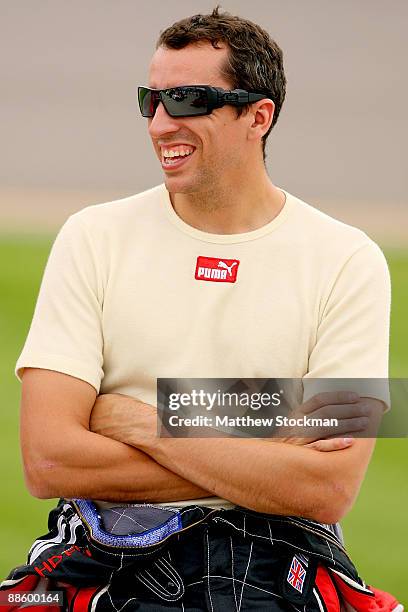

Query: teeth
163 148 193 159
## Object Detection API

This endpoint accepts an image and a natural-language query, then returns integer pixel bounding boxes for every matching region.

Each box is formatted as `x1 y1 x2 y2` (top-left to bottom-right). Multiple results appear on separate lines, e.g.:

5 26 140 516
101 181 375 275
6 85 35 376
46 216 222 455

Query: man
1 7 400 612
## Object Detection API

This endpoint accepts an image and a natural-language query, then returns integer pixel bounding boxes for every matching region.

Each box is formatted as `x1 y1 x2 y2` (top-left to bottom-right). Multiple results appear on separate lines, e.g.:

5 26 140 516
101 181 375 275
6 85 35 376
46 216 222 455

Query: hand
278 391 383 452
89 393 157 446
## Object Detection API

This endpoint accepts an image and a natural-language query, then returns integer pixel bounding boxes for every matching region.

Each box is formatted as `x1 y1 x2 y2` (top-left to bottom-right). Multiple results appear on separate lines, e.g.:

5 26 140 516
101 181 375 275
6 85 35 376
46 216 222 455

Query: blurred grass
0 236 407 602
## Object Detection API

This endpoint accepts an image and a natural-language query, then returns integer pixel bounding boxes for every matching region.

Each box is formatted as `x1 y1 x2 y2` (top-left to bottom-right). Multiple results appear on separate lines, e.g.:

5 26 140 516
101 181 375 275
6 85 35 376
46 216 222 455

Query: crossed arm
88 391 381 523
21 368 382 524
21 368 210 504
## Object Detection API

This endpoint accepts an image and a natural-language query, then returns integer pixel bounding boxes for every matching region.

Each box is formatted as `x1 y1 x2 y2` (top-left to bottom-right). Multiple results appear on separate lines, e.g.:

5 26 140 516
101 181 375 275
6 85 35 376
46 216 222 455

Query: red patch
195 256 240 283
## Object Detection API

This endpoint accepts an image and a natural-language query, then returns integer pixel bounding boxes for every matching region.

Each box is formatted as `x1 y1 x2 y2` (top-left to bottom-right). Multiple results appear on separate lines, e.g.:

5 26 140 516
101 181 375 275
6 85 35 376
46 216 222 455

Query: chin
163 175 197 194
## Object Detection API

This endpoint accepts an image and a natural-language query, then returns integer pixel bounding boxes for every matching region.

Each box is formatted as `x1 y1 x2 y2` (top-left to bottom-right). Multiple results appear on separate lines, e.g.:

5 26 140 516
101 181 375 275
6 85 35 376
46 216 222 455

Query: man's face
147 43 250 195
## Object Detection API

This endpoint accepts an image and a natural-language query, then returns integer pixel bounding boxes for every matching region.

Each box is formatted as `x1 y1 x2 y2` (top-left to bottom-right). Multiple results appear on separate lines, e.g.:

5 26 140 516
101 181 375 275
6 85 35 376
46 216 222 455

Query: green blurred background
1 0 407 603
0 235 407 601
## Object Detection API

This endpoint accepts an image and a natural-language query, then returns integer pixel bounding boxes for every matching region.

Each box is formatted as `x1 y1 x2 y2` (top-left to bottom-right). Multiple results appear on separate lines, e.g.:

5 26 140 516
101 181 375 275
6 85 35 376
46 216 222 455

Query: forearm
134 435 346 521
24 426 211 502
96 397 344 519
88 392 378 520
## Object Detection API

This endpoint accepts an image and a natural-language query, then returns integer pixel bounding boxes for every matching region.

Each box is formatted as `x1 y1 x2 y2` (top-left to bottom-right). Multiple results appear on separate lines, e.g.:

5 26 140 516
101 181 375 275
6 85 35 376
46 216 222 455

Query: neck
169 166 285 235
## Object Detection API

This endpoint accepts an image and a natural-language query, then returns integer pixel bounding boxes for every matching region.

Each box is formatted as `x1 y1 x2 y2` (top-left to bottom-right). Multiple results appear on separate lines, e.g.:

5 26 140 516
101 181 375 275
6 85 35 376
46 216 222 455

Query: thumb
306 438 354 452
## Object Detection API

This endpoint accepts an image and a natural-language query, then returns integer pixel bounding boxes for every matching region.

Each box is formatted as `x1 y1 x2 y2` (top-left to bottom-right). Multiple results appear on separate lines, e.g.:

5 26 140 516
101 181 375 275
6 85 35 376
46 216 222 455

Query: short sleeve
15 213 104 392
303 241 391 407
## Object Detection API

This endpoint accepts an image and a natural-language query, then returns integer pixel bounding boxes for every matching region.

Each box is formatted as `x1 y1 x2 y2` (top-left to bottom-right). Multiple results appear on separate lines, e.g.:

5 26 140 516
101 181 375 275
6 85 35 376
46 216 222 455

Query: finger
282 416 370 441
306 437 354 452
300 391 360 414
330 416 370 435
300 401 371 421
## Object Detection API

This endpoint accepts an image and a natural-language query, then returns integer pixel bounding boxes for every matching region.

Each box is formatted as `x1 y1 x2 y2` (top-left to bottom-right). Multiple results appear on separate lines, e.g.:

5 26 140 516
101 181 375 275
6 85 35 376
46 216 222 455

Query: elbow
23 456 64 500
27 482 55 500
312 505 347 526
25 476 56 500
310 479 356 525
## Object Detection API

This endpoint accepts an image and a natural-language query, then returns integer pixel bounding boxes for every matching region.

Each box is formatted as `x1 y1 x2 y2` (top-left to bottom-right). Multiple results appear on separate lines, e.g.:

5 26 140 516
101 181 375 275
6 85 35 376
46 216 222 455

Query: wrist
127 400 159 451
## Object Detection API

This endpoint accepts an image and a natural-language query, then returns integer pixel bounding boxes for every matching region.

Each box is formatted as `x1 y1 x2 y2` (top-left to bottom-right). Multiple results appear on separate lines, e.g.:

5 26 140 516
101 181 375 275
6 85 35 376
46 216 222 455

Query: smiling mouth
161 146 196 170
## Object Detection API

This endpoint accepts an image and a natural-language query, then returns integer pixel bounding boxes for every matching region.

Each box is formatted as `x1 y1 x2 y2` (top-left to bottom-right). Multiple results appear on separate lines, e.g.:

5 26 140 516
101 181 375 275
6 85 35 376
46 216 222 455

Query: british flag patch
287 556 306 593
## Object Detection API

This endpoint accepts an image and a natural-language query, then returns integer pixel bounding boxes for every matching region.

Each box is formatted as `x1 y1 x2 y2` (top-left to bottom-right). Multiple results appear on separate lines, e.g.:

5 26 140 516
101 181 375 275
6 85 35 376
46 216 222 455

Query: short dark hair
156 6 286 162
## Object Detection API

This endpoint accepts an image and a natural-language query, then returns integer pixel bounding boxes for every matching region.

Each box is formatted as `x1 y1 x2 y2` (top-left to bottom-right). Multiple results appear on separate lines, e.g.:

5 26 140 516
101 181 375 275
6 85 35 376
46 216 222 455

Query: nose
148 101 181 139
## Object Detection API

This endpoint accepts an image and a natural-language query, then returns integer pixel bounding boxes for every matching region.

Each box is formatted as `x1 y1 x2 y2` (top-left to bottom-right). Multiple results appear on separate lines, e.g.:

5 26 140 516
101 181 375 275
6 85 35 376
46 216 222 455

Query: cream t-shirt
16 184 391 508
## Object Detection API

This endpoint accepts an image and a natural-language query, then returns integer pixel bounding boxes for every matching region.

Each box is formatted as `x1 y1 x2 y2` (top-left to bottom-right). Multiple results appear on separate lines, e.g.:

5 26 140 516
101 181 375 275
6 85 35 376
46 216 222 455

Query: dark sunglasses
138 85 268 118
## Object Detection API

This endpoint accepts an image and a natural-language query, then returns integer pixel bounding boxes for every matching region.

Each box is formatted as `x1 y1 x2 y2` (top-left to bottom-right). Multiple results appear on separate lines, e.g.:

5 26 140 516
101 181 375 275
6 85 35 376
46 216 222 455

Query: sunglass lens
138 87 158 117
162 87 209 116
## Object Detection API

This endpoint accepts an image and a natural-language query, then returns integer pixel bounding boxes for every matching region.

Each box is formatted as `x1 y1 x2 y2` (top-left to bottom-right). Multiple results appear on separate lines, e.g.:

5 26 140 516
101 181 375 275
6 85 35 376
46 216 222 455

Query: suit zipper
284 517 351 560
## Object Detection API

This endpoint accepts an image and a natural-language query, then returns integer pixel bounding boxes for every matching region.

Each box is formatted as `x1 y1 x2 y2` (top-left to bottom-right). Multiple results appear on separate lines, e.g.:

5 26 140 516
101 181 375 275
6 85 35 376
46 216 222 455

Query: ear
247 98 275 142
